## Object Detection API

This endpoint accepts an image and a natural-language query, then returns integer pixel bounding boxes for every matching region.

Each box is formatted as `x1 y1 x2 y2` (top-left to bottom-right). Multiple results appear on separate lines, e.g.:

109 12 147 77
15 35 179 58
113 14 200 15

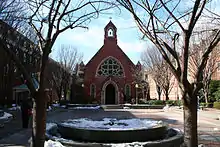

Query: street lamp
135 84 138 105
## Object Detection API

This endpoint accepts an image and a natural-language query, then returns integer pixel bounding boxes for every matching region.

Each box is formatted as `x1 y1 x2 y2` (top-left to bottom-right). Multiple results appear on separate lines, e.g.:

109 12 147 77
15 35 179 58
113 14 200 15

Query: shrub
165 100 175 105
206 103 213 108
165 100 182 106
148 100 164 105
200 102 206 107
138 99 148 104
213 102 220 109
209 80 220 102
200 102 213 108
176 100 182 106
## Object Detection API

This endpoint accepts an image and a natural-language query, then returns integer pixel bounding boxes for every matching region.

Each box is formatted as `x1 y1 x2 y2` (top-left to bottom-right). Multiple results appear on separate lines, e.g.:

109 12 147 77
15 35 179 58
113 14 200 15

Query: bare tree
132 63 149 102
53 45 83 102
1 0 117 146
0 0 27 29
118 0 220 146
189 35 220 104
142 46 174 100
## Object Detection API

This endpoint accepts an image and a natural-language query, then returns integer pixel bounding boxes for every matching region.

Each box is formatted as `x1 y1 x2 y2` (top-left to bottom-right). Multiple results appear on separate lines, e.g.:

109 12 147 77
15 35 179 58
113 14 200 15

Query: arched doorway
105 84 115 104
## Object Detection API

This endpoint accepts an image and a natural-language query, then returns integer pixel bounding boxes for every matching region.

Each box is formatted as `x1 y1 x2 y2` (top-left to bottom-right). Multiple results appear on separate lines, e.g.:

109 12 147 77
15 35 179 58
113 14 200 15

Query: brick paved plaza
0 107 220 147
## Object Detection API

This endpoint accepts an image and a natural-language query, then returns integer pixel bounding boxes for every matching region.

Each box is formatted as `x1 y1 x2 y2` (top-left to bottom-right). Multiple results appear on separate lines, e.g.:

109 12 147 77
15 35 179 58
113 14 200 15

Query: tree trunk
31 90 47 147
204 89 209 104
165 90 169 101
64 87 67 101
183 93 198 147
156 85 162 100
58 87 62 103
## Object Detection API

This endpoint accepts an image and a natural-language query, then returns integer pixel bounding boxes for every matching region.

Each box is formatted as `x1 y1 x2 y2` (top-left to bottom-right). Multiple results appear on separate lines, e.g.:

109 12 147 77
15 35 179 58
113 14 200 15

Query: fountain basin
46 118 184 147
58 123 167 143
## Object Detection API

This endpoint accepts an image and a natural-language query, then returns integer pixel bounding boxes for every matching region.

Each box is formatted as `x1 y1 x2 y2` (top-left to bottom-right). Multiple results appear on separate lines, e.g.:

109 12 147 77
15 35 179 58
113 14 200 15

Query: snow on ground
0 112 13 120
52 104 60 107
61 118 162 130
70 106 101 110
46 123 57 131
45 120 162 147
44 140 64 147
47 106 52 112
8 106 21 111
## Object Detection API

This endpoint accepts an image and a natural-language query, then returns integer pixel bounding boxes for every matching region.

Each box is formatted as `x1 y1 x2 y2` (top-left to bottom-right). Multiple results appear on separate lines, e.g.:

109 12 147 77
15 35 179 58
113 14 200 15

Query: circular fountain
46 118 183 147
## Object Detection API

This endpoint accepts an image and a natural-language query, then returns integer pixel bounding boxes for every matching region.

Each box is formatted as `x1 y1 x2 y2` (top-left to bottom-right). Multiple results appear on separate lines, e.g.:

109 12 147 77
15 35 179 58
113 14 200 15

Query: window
108 28 114 37
124 84 131 98
97 57 124 77
90 84 96 98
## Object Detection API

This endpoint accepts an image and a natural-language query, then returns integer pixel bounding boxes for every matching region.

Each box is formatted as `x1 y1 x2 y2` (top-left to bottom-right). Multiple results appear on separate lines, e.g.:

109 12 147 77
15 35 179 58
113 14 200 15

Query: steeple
104 21 117 44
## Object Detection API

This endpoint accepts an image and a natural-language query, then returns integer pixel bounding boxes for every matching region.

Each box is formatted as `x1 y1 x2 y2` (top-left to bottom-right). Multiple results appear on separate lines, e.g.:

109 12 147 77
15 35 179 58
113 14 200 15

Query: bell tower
104 21 117 44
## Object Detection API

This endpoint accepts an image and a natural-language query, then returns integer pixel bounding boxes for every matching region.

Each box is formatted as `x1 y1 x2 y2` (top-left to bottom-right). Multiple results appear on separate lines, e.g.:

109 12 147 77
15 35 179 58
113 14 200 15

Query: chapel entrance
105 84 115 104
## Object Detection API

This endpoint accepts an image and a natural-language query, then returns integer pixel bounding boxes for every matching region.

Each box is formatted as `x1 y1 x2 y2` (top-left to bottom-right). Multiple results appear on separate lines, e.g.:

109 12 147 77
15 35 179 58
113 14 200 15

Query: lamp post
135 84 138 105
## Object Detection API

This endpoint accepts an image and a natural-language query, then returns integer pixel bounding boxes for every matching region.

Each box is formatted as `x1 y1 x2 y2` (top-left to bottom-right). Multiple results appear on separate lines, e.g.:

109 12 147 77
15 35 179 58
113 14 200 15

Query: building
0 20 61 105
0 20 41 105
75 21 145 104
147 44 220 101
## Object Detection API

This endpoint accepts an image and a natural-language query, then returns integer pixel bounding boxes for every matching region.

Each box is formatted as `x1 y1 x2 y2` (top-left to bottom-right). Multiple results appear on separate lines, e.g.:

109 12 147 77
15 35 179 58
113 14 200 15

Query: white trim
95 56 125 77
101 79 119 104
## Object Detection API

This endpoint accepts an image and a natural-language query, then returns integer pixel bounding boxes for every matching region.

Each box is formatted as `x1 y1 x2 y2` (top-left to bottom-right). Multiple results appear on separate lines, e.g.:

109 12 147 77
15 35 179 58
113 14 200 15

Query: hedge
213 102 220 109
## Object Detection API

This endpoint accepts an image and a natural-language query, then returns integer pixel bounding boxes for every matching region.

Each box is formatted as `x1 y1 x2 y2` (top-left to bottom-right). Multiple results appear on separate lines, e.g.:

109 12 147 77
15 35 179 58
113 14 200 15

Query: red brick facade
83 21 138 104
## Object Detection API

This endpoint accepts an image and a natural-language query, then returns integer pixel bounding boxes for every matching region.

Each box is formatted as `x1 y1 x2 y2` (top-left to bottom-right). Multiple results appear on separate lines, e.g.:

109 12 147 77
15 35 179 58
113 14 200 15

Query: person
21 92 32 128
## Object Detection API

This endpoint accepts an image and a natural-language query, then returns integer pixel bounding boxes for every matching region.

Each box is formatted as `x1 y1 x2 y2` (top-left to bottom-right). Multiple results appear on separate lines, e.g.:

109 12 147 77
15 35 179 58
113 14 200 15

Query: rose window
97 57 124 76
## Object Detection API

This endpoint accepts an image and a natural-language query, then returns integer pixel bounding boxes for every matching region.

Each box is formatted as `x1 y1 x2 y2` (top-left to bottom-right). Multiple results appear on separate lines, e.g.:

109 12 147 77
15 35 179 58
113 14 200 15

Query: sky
50 0 220 65
51 9 148 65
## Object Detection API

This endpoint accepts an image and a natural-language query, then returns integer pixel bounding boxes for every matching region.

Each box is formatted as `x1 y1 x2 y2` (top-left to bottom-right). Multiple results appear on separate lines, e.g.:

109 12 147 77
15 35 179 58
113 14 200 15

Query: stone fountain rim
58 123 167 131
59 118 166 131
46 124 183 147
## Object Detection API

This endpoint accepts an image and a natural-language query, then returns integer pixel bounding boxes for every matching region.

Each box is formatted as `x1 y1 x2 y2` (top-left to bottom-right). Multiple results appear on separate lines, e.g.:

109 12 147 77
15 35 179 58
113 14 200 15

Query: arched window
108 28 114 37
97 57 124 77
90 84 96 98
124 84 131 98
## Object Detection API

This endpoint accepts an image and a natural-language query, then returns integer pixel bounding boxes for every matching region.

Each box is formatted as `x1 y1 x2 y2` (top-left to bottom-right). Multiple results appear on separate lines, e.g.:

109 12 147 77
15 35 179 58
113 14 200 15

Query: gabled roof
85 44 135 68
104 21 117 31
85 45 104 67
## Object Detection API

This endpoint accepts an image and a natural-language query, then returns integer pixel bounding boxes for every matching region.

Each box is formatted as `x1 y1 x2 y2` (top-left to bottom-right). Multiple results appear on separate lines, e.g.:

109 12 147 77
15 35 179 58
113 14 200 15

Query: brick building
0 20 61 105
75 21 143 104
0 20 41 105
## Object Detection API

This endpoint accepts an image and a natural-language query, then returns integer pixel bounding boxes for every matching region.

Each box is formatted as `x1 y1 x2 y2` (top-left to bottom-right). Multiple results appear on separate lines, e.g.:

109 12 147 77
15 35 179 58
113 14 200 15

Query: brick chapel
76 21 142 104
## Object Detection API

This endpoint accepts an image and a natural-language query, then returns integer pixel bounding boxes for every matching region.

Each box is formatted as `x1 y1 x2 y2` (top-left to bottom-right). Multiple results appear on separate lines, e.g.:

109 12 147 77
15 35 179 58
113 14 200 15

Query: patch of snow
52 104 60 107
61 118 161 130
46 123 57 131
213 128 219 131
0 112 13 120
109 142 145 147
8 106 21 111
163 105 170 111
44 140 64 147
70 106 101 110
61 105 66 108
47 106 52 112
